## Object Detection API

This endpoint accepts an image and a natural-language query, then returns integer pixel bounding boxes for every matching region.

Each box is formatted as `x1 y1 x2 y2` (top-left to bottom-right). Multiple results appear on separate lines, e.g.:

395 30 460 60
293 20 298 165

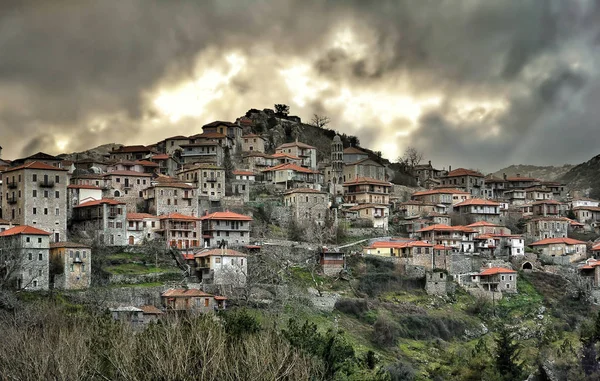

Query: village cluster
1 109 600 317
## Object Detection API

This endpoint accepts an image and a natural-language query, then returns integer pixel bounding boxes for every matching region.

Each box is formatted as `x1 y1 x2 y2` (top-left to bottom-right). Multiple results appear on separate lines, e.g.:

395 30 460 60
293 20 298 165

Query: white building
193 248 247 286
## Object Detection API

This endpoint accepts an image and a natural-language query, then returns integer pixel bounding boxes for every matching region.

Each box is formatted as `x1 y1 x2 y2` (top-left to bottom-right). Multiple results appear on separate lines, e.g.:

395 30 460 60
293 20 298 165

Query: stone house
126 213 160 245
532 200 562 217
416 224 476 253
241 134 266 153
155 135 190 155
400 218 433 237
161 288 227 312
144 180 198 217
179 141 224 166
319 248 345 276
67 184 103 221
429 212 452 225
283 188 329 226
413 161 447 186
592 242 600 258
71 199 127 246
525 217 570 241
200 211 252 248
530 237 587 263
363 240 447 270
10 151 64 168
397 200 437 217
343 159 387 183
503 189 527 205
156 213 201 251
194 248 247 286
1 161 68 243
232 170 256 182
49 242 91 290
573 206 600 225
471 267 517 293
483 175 507 199
275 140 318 169
261 163 322 190
201 120 243 152
440 168 485 197
346 204 389 230
343 177 392 205
453 198 501 224
177 164 226 202
525 187 554 202
149 154 180 177
466 221 511 235
504 175 539 190
102 171 152 213
570 197 600 209
0 225 51 290
109 145 155 161
426 270 455 296
411 188 471 208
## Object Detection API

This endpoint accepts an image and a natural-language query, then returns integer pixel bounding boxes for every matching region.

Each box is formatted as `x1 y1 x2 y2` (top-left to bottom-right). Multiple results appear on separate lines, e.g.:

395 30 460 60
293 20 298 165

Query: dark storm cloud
0 0 599 170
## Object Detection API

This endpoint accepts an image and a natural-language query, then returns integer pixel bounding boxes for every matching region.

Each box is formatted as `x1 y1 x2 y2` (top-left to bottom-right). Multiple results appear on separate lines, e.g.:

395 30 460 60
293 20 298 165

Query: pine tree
495 326 523 381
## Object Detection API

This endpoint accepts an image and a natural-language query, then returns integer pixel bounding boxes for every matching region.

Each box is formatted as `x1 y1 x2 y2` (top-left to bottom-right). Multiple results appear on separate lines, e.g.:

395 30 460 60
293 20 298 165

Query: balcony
107 213 119 219
123 184 132 190
6 181 17 189
7 196 17 204
181 193 193 199
206 177 218 182
39 180 55 188
73 257 83 264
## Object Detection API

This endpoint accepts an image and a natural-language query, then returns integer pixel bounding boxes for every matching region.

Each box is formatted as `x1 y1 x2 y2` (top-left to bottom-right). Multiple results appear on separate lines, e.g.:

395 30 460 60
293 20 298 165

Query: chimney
488 263 493 268
449 165 452 172
428 160 431 166
516 174 520 178
503 173 507 180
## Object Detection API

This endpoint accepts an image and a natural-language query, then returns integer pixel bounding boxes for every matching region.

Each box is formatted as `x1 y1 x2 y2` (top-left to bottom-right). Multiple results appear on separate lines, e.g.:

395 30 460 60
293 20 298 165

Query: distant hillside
492 164 574 181
59 143 122 162
558 153 600 197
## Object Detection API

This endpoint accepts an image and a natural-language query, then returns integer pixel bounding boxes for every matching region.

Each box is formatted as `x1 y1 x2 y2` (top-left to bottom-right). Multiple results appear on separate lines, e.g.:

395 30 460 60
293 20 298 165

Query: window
70 264 74 272
38 238 42 243
32 280 38 288
26 237 30 243
55 208 60 216
44 190 49 198
509 275 513 281
44 208 48 215
69 250 73 258
32 174 37 181
215 257 221 264
55 175 60 184
204 298 209 307
38 253 43 260
55 191 59 198
32 190 37 197
33 208 37 215
501 275 505 281
28 253 32 260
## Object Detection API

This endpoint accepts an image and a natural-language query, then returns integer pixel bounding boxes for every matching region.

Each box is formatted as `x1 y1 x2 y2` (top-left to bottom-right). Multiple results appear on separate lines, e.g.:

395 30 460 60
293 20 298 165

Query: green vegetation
103 263 178 275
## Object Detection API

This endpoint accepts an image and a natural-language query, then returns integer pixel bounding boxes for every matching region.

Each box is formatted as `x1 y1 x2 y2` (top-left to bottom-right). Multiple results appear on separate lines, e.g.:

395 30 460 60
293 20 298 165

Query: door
129 236 134 245
54 232 60 242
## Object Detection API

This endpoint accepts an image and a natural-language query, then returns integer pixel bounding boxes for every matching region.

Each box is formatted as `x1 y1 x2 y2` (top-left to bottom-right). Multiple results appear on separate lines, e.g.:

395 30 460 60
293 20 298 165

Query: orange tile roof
161 288 213 297
3 161 67 173
270 152 301 160
0 225 51 236
573 206 600 212
232 170 255 176
203 120 239 128
194 248 247 257
368 240 432 249
467 221 499 227
151 154 170 160
454 198 500 207
200 211 252 221
417 224 476 233
159 213 200 221
343 177 391 186
127 213 157 220
74 199 125 208
412 188 470 196
140 305 164 315
530 237 586 246
445 168 484 177
193 132 229 139
134 160 159 167
592 243 600 251
478 267 516 276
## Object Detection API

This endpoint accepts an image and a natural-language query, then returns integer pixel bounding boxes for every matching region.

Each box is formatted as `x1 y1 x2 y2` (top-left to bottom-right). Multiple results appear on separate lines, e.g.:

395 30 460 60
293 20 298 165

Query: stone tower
331 135 344 193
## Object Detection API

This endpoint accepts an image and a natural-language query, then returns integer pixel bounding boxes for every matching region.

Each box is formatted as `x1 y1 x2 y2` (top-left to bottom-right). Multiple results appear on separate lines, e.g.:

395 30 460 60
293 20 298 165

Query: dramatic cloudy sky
1 0 599 172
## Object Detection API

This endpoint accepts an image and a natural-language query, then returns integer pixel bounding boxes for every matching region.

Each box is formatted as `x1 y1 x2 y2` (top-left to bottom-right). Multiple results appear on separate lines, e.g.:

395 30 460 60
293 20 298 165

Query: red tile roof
368 240 432 249
467 221 499 227
270 152 301 160
417 224 476 233
530 237 586 246
159 213 200 221
3 161 68 173
0 225 51 236
232 170 255 176
348 204 389 211
573 206 600 212
478 267 516 276
284 188 327 195
343 177 391 186
454 198 500 207
593 243 600 251
445 168 484 178
191 132 228 139
343 146 367 155
151 154 170 160
134 160 159 167
201 211 252 221
140 305 164 315
74 199 125 208
127 213 157 220
104 170 152 177
194 248 247 257
161 288 213 297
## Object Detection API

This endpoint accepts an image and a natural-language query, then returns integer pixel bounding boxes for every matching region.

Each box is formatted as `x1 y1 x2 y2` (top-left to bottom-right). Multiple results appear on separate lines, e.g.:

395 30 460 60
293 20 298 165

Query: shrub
386 361 416 381
220 308 261 338
372 315 400 347
334 298 369 318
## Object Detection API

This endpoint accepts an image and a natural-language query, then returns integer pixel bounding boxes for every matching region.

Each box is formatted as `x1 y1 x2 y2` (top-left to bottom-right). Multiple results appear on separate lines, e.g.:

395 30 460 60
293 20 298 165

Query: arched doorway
522 261 533 270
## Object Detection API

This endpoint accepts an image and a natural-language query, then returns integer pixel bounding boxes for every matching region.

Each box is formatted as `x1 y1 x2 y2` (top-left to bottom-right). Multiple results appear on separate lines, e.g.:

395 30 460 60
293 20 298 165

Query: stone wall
448 253 481 275
107 271 180 285
64 285 167 308
425 271 456 296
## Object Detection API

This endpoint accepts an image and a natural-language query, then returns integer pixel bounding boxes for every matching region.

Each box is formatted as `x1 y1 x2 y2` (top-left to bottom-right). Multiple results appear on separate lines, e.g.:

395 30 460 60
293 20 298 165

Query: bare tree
0 236 41 291
310 114 331 128
397 146 423 174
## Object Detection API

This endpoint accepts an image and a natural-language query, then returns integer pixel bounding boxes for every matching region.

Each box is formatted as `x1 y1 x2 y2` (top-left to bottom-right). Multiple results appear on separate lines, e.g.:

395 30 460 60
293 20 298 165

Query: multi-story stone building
144 180 198 217
416 224 477 253
200 211 252 248
49 242 91 290
525 217 570 241
126 213 160 245
179 141 224 166
343 177 392 205
471 267 517 293
241 134 266 153
108 145 154 161
0 225 51 290
440 168 485 197
155 135 190 155
102 171 152 213
346 204 389 230
275 140 318 169
343 159 386 183
177 164 226 202
149 154 181 177
1 161 68 243
453 198 501 224
261 163 322 190
530 237 587 262
283 188 329 226
411 188 471 208
66 184 103 221
156 213 201 251
201 121 243 153
193 247 247 286
71 199 127 246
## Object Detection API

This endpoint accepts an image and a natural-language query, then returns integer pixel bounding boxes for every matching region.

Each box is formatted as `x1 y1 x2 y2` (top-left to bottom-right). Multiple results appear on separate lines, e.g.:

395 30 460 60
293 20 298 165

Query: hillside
558 153 600 197
492 164 574 181
59 143 122 162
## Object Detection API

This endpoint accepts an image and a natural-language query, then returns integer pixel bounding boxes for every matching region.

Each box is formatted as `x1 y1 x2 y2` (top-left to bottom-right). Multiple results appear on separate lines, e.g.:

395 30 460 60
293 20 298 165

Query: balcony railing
6 181 17 189
7 196 17 204
107 213 119 219
39 180 55 188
